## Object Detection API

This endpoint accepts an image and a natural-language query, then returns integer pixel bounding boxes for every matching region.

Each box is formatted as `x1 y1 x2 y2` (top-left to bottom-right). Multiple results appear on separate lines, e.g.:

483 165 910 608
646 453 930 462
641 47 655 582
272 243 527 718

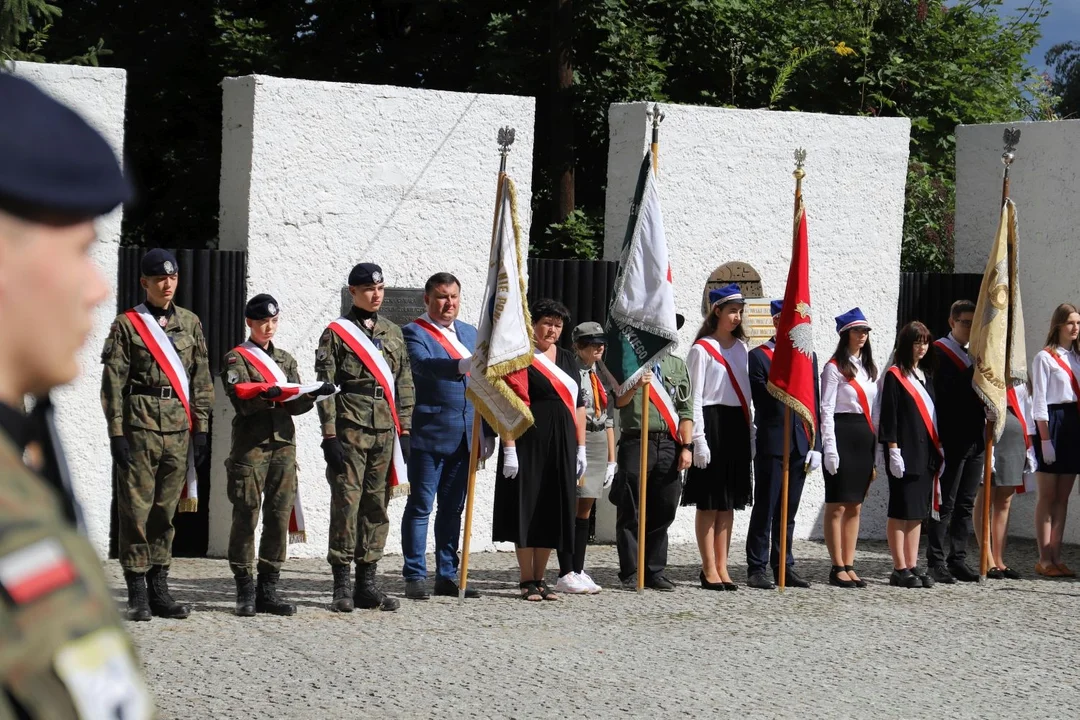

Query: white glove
576 445 587 478
824 450 840 476
692 438 711 469
1025 446 1038 474
805 450 822 473
888 447 905 478
481 435 496 460
1042 439 1056 466
457 357 471 375
502 446 519 478
604 462 617 488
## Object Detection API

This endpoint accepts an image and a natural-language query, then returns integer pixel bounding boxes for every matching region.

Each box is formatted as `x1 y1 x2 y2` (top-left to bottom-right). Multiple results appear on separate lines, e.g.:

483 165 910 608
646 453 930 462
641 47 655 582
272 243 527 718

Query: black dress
879 368 940 521
493 347 581 550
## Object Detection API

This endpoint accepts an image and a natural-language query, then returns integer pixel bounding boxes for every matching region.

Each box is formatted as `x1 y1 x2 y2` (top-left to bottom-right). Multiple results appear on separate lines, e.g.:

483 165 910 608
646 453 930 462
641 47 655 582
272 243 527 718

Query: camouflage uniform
100 304 214 573
221 344 315 577
316 307 414 566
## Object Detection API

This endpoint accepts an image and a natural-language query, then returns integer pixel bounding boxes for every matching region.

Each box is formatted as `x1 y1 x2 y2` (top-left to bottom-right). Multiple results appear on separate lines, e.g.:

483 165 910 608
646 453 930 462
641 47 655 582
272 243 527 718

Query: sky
1027 1 1080 71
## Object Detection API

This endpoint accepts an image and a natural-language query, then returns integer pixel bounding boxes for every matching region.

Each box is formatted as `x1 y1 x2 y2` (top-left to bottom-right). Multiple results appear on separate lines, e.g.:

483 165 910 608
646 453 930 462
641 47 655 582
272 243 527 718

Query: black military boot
353 562 399 611
234 574 256 617
256 571 296 616
330 564 354 613
123 571 151 622
145 565 191 619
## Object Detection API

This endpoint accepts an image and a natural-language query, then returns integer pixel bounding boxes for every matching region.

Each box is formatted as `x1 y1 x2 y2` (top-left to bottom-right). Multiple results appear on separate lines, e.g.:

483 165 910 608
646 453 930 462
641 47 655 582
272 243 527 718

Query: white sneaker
578 571 602 593
554 572 591 594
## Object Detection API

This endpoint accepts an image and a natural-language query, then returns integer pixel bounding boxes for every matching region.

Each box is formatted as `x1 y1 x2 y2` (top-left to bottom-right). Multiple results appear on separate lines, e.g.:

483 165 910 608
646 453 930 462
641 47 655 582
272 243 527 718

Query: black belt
621 429 668 439
340 382 385 399
125 384 177 399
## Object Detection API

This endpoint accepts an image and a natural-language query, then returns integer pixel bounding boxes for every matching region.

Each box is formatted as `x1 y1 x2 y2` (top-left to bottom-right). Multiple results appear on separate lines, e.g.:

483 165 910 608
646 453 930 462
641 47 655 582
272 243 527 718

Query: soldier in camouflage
317 262 414 612
101 248 215 621
0 73 151 718
222 293 333 617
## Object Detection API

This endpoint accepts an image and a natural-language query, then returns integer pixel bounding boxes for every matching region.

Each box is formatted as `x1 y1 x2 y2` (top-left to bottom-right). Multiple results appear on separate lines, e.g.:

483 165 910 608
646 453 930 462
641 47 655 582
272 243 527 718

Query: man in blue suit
745 300 822 589
400 272 494 599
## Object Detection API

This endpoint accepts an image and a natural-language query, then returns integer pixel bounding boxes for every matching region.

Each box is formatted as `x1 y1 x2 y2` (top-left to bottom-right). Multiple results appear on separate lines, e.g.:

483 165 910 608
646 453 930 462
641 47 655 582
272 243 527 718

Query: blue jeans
400 438 470 581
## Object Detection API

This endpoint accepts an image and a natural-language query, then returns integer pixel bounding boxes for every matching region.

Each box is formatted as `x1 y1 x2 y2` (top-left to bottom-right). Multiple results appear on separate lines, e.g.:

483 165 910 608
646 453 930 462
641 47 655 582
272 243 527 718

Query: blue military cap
348 262 384 286
245 293 279 320
835 307 871 335
770 299 783 318
708 283 746 307
0 73 130 219
141 249 178 277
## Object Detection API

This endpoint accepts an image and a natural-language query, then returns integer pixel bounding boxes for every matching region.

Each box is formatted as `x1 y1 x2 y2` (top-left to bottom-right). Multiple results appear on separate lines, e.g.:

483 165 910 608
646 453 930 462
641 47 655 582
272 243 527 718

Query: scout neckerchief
328 318 408 496
827 357 875 433
1006 385 1035 494
694 336 750 425
1044 346 1080 410
589 369 608 417
124 303 198 512
758 338 813 438
413 316 471 365
531 350 578 421
888 366 944 519
934 334 971 372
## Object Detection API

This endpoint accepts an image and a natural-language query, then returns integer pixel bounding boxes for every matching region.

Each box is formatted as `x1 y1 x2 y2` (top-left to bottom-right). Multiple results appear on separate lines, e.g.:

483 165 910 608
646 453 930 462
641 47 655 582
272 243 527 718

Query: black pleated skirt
824 414 875 503
682 404 752 511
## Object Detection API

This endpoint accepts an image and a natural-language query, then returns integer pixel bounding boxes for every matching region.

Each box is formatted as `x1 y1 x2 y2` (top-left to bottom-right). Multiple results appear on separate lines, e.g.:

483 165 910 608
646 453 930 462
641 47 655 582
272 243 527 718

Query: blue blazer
748 341 822 458
402 319 484 456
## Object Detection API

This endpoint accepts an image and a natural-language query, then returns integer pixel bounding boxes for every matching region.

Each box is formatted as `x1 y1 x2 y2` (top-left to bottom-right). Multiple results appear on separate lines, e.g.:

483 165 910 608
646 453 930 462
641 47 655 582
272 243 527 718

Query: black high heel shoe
699 571 727 591
844 564 867 588
829 565 856 588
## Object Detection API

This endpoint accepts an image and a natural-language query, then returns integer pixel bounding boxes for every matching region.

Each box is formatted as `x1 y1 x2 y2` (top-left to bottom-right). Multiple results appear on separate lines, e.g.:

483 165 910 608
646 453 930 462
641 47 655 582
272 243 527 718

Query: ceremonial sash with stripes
827 358 875 433
695 337 750 425
124 304 198 512
1045 347 1080 411
1006 385 1035 494
531 351 578 422
649 374 679 440
934 336 971 372
414 317 471 364
889 366 944 519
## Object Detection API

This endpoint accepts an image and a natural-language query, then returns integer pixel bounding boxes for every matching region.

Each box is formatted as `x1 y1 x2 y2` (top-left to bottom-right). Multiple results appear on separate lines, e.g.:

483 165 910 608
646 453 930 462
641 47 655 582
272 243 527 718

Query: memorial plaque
700 262 764 317
743 298 775 349
340 286 426 325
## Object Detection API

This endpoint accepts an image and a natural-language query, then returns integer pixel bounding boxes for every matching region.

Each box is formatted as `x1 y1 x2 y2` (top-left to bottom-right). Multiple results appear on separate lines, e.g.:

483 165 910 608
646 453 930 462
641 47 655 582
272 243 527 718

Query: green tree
1047 41 1080 119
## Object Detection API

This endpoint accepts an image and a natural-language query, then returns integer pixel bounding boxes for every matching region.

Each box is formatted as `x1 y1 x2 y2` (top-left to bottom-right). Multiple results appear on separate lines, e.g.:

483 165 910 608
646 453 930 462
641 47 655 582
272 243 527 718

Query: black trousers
745 450 806 575
925 443 985 568
613 433 682 581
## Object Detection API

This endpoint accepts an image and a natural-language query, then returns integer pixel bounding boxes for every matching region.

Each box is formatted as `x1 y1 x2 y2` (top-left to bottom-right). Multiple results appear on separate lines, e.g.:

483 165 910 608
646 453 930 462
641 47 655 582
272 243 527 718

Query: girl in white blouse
819 308 879 588
1031 303 1080 577
684 284 753 591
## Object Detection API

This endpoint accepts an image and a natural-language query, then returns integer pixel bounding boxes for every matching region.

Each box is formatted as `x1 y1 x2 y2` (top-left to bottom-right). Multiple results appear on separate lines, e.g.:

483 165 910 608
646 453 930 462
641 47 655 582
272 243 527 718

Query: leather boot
256 571 296 616
353 562 399 611
145 565 191 619
234 574 256 617
330 564 353 613
123 571 151 622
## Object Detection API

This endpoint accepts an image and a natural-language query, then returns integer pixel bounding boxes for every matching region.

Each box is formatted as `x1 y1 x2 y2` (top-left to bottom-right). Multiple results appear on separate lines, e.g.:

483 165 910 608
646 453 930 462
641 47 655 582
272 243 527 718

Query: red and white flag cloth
531 352 578 422
124 304 199 513
1006 384 1037 494
0 537 77 604
414 316 471 363
889 366 945 519
328 319 409 496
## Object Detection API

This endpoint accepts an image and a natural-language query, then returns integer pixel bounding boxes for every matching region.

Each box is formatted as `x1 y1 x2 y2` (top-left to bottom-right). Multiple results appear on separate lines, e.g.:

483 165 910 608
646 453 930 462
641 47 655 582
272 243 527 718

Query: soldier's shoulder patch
226 369 239 385
227 355 238 365
317 348 328 361
0 537 78 605
320 328 332 343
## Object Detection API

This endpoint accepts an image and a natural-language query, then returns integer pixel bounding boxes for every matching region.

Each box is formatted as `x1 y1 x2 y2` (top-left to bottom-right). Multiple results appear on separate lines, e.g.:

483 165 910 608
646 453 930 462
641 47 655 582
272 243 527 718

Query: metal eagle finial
497 127 516 157
793 148 807 180
1002 128 1020 167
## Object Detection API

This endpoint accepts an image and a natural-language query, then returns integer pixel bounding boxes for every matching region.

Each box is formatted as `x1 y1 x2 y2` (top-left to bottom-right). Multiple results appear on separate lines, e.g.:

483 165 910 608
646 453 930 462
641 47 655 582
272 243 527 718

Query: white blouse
1031 346 1080 422
819 356 879 454
685 337 751 439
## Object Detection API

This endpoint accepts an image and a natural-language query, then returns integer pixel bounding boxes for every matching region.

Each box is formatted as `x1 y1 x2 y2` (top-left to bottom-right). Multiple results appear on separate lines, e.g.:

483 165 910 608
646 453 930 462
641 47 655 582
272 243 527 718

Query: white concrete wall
217 75 535 559
955 120 1080 543
605 103 911 545
11 62 127 557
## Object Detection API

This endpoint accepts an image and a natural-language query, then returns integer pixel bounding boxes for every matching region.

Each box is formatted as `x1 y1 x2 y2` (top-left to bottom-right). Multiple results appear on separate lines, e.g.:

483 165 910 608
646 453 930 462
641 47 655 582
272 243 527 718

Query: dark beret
141 248 178 277
348 263 384 287
245 293 280 320
0 74 130 219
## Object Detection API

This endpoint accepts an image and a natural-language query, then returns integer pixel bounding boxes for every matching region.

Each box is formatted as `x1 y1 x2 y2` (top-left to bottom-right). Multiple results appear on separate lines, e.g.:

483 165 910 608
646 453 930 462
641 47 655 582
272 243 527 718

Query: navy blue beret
0 74 130 219
348 263 384 287
770 299 783 317
141 248 178 277
245 293 279 320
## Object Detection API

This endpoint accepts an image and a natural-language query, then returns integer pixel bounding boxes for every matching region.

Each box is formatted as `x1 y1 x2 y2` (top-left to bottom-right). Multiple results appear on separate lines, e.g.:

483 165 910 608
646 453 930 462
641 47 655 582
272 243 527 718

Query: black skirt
886 469 933 521
1034 403 1080 475
824 414 875 503
682 404 752 511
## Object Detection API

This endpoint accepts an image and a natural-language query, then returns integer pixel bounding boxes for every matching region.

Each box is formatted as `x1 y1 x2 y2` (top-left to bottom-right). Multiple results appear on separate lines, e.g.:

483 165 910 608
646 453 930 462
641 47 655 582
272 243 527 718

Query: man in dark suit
745 300 822 589
400 272 494 599
925 299 985 583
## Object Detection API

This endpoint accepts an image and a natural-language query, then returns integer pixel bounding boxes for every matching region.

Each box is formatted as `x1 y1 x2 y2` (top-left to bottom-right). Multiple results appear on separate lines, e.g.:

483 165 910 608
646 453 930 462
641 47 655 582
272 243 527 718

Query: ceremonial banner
969 199 1027 441
466 175 535 440
767 198 817 449
604 151 679 394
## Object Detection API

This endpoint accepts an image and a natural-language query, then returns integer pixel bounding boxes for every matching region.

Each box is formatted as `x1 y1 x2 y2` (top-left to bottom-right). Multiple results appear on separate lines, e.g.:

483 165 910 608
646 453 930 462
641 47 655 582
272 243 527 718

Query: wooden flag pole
459 127 515 603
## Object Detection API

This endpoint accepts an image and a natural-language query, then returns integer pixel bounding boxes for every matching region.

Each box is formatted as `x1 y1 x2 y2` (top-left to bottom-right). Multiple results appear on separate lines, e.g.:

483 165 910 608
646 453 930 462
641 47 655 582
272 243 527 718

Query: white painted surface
604 102 910 546
955 120 1080 543
217 76 535 559
11 62 127 558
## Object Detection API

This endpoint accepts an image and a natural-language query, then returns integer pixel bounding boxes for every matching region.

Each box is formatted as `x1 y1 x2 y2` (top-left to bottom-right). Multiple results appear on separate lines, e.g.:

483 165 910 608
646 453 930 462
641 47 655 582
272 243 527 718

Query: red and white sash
328 319 408 495
1045 347 1080 409
694 337 750 425
531 351 578 421
828 358 875 433
649 374 680 441
414 317 471 364
889 366 944 519
124 304 198 512
233 342 335 403
1006 385 1035 494
934 336 971 372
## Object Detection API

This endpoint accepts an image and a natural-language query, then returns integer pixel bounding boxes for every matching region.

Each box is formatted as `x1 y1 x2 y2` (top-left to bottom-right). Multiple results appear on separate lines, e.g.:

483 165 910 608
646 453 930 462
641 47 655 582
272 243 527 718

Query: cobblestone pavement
107 539 1080 719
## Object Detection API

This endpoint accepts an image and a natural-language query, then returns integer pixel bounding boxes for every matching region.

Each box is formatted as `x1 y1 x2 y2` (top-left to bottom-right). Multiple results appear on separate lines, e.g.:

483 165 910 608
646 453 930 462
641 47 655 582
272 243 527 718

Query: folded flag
233 381 335 402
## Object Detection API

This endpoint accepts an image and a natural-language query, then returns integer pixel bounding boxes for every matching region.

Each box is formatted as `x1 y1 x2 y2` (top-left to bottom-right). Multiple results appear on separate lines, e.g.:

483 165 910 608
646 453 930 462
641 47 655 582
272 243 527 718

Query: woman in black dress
493 299 587 601
879 321 939 589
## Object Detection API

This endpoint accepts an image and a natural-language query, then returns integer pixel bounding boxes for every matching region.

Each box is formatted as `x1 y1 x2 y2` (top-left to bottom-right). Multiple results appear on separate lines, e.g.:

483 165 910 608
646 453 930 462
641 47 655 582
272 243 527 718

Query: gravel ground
108 538 1080 719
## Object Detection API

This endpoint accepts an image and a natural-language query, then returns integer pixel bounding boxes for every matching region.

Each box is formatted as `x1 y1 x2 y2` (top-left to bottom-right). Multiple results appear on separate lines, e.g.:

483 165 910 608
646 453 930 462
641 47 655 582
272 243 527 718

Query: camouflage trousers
117 427 190 573
326 425 394 567
226 443 296 577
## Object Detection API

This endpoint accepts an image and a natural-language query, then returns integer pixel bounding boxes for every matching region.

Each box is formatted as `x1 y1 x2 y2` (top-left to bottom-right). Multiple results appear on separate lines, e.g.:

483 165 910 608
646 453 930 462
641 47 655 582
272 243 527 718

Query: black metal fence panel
526 258 619 347
896 272 983 340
